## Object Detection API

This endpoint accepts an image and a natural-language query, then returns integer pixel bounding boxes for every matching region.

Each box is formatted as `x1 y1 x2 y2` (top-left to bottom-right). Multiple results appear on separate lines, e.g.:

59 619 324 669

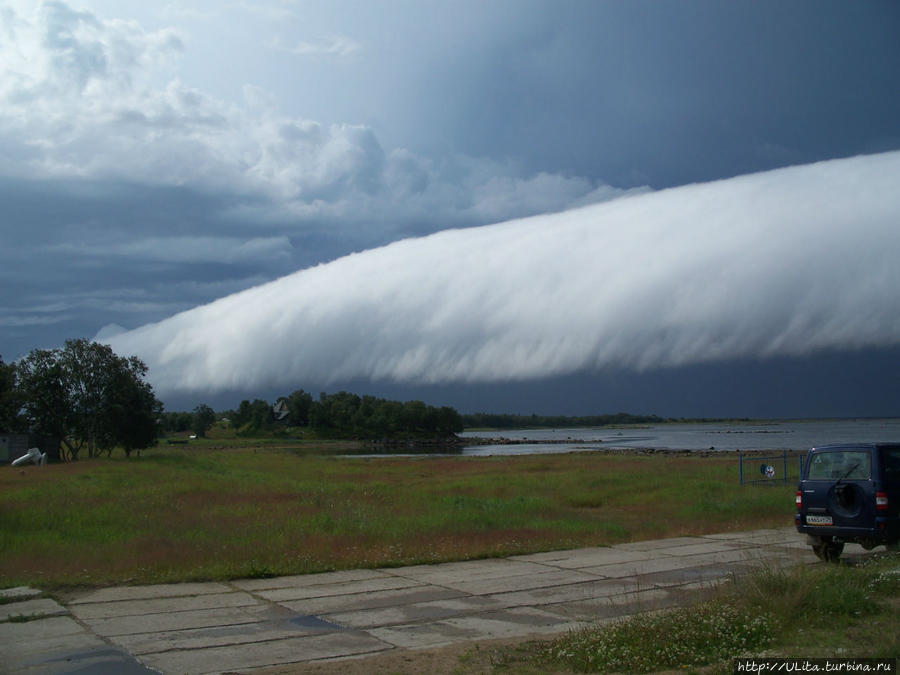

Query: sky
2 1 900 418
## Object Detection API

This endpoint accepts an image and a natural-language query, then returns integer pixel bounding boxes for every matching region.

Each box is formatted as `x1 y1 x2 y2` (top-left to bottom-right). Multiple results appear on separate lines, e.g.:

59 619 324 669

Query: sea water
457 418 900 456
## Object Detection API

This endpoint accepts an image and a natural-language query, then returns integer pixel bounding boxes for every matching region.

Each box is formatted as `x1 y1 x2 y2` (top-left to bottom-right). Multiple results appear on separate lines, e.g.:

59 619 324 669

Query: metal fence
738 450 804 486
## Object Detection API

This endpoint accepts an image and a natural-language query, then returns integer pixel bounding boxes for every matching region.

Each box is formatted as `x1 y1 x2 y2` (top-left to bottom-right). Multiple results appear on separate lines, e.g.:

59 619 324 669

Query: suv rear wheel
811 536 844 562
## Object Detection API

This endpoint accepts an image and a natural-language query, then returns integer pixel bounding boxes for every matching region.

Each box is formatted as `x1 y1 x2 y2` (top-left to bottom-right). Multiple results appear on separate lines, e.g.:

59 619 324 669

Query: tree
17 339 162 459
0 355 25 432
284 389 312 427
15 347 75 453
103 362 162 456
192 404 216 438
161 411 193 433
231 399 272 434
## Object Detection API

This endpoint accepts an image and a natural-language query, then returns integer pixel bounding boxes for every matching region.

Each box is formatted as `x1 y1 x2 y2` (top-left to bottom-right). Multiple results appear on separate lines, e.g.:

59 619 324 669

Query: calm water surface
457 419 900 456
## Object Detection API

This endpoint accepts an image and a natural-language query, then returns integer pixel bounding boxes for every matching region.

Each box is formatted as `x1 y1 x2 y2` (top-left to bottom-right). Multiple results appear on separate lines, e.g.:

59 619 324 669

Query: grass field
0 443 795 590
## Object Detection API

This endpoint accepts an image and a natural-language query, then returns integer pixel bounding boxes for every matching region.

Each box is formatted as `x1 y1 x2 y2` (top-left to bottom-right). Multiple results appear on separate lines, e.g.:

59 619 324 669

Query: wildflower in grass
546 600 774 673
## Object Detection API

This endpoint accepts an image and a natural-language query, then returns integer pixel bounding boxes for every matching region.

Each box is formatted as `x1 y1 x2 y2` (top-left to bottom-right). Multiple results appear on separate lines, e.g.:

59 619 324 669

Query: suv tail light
796 491 802 509
876 491 888 510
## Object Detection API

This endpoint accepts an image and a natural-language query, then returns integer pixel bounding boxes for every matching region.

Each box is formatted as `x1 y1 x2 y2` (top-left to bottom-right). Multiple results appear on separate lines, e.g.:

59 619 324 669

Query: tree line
1 340 161 459
162 390 464 439
3 341 466 459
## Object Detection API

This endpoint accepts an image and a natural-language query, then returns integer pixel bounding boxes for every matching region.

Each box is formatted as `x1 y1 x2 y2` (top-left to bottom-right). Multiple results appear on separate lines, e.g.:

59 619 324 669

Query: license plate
806 515 833 526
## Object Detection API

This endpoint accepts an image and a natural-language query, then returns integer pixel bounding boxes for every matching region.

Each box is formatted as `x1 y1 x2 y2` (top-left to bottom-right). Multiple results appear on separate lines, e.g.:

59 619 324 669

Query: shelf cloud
105 151 900 395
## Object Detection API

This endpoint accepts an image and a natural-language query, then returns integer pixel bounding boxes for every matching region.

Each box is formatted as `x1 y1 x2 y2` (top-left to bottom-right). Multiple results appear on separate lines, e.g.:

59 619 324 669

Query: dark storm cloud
405 1 900 187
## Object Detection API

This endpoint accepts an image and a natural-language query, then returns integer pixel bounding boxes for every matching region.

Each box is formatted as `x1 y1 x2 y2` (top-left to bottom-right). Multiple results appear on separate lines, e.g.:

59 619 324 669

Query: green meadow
0 443 794 590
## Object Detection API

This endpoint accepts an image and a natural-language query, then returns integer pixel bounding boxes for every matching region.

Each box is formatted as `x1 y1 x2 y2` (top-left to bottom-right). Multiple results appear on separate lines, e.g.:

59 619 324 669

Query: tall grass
502 553 900 673
0 447 794 589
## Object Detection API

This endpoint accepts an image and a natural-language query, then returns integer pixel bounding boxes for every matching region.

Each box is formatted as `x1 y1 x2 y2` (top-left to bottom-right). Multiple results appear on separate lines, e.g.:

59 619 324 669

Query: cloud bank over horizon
105 151 900 396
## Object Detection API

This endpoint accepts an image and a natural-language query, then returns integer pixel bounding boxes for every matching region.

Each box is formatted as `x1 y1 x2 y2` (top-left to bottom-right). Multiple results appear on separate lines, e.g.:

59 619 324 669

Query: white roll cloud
105 151 900 395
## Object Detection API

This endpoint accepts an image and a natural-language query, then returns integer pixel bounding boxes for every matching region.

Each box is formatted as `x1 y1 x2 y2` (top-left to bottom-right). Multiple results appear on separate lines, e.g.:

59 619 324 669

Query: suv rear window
881 448 900 482
807 450 871 480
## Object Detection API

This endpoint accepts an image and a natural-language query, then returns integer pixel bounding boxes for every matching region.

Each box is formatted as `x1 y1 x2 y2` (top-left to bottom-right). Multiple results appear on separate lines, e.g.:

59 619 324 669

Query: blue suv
795 443 900 561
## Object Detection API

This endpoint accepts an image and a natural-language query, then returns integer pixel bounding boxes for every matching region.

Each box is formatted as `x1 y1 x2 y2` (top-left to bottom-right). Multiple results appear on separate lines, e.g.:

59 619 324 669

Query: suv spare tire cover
828 483 864 519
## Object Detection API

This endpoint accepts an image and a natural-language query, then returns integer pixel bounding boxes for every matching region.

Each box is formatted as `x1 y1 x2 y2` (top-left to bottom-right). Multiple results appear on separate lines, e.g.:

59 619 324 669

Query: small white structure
11 447 46 467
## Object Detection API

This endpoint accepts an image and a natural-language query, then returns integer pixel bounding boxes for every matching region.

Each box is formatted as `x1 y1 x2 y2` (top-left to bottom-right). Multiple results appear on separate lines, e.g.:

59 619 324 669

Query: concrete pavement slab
0 616 101 657
0 586 42 601
366 618 495 649
512 546 657 568
578 552 717 578
634 561 755 588
69 582 233 604
280 585 465 617
440 606 587 639
705 528 793 542
653 540 751 556
613 536 712 550
0 597 68 622
369 606 584 649
17 647 158 674
381 558 550 584
484 578 642 609
2 629 111 664
255 574 425 603
0 615 84 640
0 616 151 674
138 631 392 675
81 605 265 637
112 612 345 656
428 567 603 596
777 539 816 550
323 595 503 630
69 590 262 619
231 569 390 593
538 586 679 621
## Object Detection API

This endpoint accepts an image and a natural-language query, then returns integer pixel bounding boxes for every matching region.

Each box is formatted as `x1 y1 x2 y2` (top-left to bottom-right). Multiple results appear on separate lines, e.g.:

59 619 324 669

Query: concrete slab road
0 527 823 674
